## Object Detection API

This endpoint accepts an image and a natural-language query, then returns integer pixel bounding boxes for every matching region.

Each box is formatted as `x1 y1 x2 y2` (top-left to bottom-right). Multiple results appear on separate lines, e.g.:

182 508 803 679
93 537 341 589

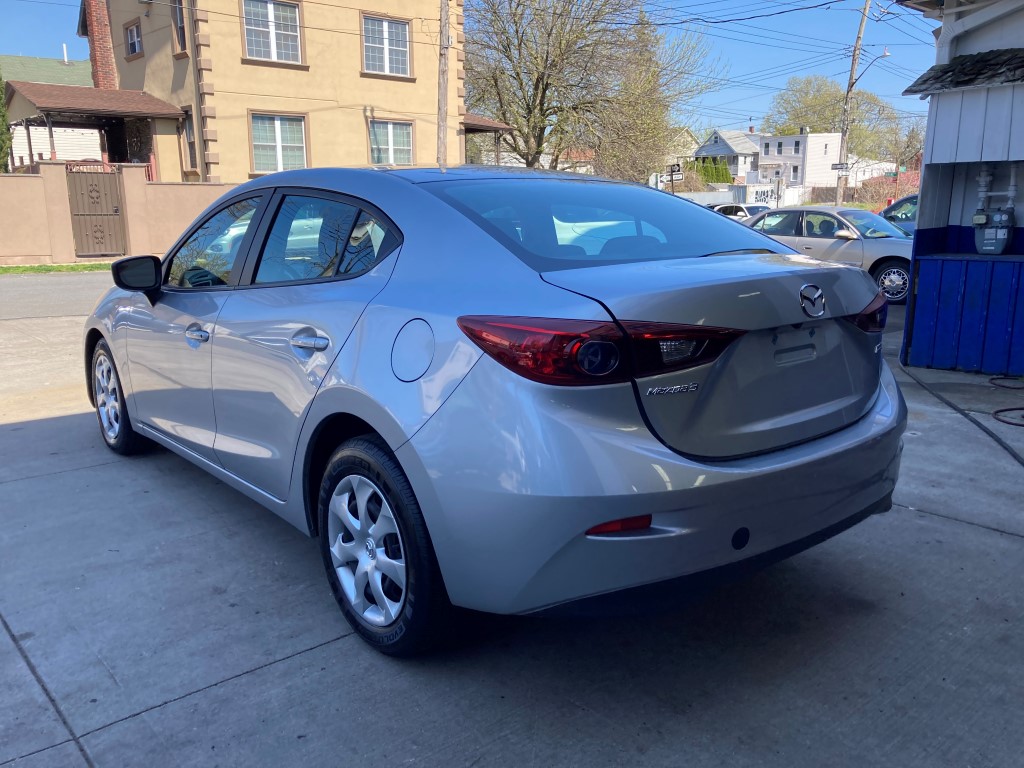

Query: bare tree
465 1 718 177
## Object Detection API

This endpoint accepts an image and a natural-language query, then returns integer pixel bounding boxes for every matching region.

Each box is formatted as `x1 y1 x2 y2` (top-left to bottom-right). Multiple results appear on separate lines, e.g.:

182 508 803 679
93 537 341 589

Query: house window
774 169 781 178
794 140 801 154
244 0 301 63
369 120 413 165
763 142 769 155
363 16 410 76
252 114 307 173
791 165 799 182
181 107 198 171
124 19 143 58
824 143 829 154
713 135 718 144
777 141 783 155
171 0 187 54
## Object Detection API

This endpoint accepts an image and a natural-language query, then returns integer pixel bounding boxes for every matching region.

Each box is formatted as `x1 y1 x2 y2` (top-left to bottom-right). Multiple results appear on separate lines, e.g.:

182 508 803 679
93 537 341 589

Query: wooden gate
66 162 126 257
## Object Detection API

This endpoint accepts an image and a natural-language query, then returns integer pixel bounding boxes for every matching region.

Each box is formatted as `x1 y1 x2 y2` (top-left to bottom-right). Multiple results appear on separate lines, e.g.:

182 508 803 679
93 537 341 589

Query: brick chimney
82 0 118 89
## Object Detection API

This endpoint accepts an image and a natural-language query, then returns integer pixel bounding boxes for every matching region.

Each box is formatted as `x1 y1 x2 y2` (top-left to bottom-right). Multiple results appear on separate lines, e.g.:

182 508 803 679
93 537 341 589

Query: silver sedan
85 169 906 655
744 206 914 303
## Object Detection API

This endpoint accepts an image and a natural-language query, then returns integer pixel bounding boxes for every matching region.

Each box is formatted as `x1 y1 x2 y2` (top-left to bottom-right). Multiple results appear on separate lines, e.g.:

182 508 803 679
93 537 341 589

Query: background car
879 194 918 235
708 202 771 220
85 168 906 655
744 205 914 303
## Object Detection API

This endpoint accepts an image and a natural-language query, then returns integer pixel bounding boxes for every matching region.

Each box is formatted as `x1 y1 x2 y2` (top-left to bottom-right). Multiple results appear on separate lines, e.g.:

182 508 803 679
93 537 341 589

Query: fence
0 161 233 265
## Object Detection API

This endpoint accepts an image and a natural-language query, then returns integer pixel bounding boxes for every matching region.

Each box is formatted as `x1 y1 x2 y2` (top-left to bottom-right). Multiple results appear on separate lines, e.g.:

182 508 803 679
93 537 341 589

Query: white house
692 129 762 180
755 129 895 187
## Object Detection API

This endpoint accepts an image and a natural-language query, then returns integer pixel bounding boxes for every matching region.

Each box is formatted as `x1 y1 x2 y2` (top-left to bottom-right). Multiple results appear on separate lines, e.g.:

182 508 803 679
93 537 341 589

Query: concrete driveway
2 272 1022 767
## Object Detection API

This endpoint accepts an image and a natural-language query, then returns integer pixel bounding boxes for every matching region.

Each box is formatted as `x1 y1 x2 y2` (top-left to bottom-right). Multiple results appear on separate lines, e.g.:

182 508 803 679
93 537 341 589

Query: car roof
760 205 857 214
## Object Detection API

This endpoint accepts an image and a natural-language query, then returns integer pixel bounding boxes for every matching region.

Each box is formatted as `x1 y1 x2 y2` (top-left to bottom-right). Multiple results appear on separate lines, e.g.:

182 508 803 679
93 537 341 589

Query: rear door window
755 211 801 237
252 195 400 284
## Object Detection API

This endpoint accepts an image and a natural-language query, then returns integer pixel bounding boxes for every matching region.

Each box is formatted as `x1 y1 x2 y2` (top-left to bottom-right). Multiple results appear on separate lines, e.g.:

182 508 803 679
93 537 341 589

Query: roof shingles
6 80 182 119
903 48 1024 96
0 55 92 87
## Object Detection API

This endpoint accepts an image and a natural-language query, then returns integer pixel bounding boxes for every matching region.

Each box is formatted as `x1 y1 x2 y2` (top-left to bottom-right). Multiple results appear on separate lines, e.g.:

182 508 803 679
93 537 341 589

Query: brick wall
83 0 118 90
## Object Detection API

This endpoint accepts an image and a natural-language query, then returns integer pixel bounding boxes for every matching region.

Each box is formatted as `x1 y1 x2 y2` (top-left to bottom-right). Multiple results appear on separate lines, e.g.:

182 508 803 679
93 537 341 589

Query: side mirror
112 255 162 294
834 228 858 241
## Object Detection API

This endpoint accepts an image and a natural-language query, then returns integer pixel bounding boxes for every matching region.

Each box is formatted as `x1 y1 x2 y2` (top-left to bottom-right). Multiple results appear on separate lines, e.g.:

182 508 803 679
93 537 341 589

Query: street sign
668 163 681 174
831 162 849 171
899 165 907 172
884 172 899 178
837 170 850 177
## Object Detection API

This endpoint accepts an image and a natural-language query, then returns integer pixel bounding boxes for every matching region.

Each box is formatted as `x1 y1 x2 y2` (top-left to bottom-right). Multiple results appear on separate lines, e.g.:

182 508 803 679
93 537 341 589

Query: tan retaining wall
0 162 235 265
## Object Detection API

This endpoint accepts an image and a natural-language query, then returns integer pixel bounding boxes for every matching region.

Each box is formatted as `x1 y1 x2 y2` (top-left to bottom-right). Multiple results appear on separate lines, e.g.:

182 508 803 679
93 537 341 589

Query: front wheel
318 437 451 656
872 259 911 305
91 340 145 455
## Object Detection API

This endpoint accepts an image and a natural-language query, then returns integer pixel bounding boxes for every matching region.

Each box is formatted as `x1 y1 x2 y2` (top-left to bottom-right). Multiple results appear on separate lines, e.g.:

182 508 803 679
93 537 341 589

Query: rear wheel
872 259 911 305
318 437 450 656
91 340 144 455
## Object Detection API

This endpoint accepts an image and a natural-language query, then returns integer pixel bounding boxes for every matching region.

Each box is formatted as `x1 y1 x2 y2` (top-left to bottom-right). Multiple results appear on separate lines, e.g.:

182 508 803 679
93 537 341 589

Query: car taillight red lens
845 292 888 333
619 322 746 377
586 514 652 536
456 316 629 385
457 316 745 386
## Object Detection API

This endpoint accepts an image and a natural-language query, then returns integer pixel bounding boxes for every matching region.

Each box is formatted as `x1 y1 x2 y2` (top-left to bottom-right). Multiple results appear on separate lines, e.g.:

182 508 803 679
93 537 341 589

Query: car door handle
802 246 814 250
290 335 329 351
185 328 210 342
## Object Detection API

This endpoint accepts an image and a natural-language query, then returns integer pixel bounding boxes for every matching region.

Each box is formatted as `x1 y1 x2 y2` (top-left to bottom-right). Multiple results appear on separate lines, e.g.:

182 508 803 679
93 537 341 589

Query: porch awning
903 48 1024 96
462 112 512 133
4 80 183 121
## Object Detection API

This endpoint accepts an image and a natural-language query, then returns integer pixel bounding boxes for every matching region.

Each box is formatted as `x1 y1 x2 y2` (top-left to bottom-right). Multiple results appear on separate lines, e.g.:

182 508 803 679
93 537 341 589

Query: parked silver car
744 206 914 303
85 168 906 655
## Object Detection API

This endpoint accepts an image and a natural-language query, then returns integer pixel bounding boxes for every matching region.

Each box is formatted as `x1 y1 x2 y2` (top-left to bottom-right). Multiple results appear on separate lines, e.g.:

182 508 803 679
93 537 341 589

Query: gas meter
973 208 1015 255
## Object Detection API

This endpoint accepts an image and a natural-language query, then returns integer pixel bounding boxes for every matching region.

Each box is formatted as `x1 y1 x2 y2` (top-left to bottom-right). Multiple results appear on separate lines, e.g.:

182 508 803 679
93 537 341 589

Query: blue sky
2 0 937 130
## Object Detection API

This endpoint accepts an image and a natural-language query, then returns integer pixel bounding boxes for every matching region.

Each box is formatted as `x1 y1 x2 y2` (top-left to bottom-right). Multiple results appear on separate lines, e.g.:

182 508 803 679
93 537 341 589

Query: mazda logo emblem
799 284 826 318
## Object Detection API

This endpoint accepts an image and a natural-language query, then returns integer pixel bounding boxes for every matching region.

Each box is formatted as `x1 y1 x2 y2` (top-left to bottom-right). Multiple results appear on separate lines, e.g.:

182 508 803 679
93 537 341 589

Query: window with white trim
763 142 769 155
252 114 307 173
791 165 800 182
369 120 412 165
125 21 143 57
244 0 301 63
794 140 801 154
777 141 783 155
363 16 409 76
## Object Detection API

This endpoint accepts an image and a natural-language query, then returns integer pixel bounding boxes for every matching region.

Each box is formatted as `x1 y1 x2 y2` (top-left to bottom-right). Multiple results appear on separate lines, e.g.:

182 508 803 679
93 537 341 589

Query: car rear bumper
397 357 907 615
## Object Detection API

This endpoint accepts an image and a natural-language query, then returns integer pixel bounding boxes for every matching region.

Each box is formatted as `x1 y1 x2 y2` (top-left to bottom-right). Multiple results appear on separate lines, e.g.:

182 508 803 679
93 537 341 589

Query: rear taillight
457 316 745 386
844 292 888 333
618 322 746 377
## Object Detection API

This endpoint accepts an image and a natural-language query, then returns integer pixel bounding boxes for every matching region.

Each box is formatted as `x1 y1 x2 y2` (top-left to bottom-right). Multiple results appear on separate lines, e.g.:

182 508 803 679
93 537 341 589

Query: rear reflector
586 515 653 535
457 316 745 386
844 292 888 333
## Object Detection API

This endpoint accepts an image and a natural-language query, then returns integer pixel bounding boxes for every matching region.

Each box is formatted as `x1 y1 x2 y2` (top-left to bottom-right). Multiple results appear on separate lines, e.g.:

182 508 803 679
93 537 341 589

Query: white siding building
756 130 894 187
10 124 102 166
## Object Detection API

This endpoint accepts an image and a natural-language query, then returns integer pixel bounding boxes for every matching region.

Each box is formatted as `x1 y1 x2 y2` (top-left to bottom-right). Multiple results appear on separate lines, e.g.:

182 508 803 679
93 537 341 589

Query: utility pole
836 0 872 206
436 0 450 169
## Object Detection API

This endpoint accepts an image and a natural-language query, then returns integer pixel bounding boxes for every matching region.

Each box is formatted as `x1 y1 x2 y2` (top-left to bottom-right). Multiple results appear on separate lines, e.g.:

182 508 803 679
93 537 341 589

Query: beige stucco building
81 0 465 182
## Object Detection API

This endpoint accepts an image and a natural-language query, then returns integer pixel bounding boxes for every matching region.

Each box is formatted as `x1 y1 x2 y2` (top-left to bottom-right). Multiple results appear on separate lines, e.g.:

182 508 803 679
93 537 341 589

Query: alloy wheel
93 353 121 441
327 474 407 627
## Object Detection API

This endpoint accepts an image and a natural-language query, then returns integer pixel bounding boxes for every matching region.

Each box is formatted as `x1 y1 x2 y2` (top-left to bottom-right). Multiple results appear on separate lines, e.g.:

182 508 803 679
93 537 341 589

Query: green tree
761 75 914 166
0 66 11 173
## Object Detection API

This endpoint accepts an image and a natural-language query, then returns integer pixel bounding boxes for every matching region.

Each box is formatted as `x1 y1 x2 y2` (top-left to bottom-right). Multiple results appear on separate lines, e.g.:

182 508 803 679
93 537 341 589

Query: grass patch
0 262 113 275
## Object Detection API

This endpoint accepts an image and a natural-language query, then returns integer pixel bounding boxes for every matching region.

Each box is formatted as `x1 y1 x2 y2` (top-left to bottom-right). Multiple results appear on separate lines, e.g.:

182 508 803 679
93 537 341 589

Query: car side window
254 196 359 284
757 211 800 236
803 213 841 239
253 196 400 284
890 200 917 220
167 198 260 288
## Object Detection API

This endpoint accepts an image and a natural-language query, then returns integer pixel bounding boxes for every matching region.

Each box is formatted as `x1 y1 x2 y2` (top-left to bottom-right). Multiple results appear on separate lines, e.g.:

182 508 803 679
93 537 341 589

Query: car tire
872 259 911 305
91 340 145 455
318 436 451 656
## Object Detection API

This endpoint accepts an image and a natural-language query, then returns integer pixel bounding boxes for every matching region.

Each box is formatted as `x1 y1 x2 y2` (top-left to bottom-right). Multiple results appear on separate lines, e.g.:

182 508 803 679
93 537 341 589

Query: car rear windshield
424 178 787 271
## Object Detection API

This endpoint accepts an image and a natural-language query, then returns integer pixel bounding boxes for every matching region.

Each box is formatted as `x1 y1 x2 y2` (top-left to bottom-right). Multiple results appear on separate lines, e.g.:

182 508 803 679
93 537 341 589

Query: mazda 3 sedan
85 168 906 655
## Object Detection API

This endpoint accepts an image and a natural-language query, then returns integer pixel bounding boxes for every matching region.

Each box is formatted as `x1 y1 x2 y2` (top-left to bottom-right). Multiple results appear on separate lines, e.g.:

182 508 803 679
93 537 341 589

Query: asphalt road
1 273 1022 767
